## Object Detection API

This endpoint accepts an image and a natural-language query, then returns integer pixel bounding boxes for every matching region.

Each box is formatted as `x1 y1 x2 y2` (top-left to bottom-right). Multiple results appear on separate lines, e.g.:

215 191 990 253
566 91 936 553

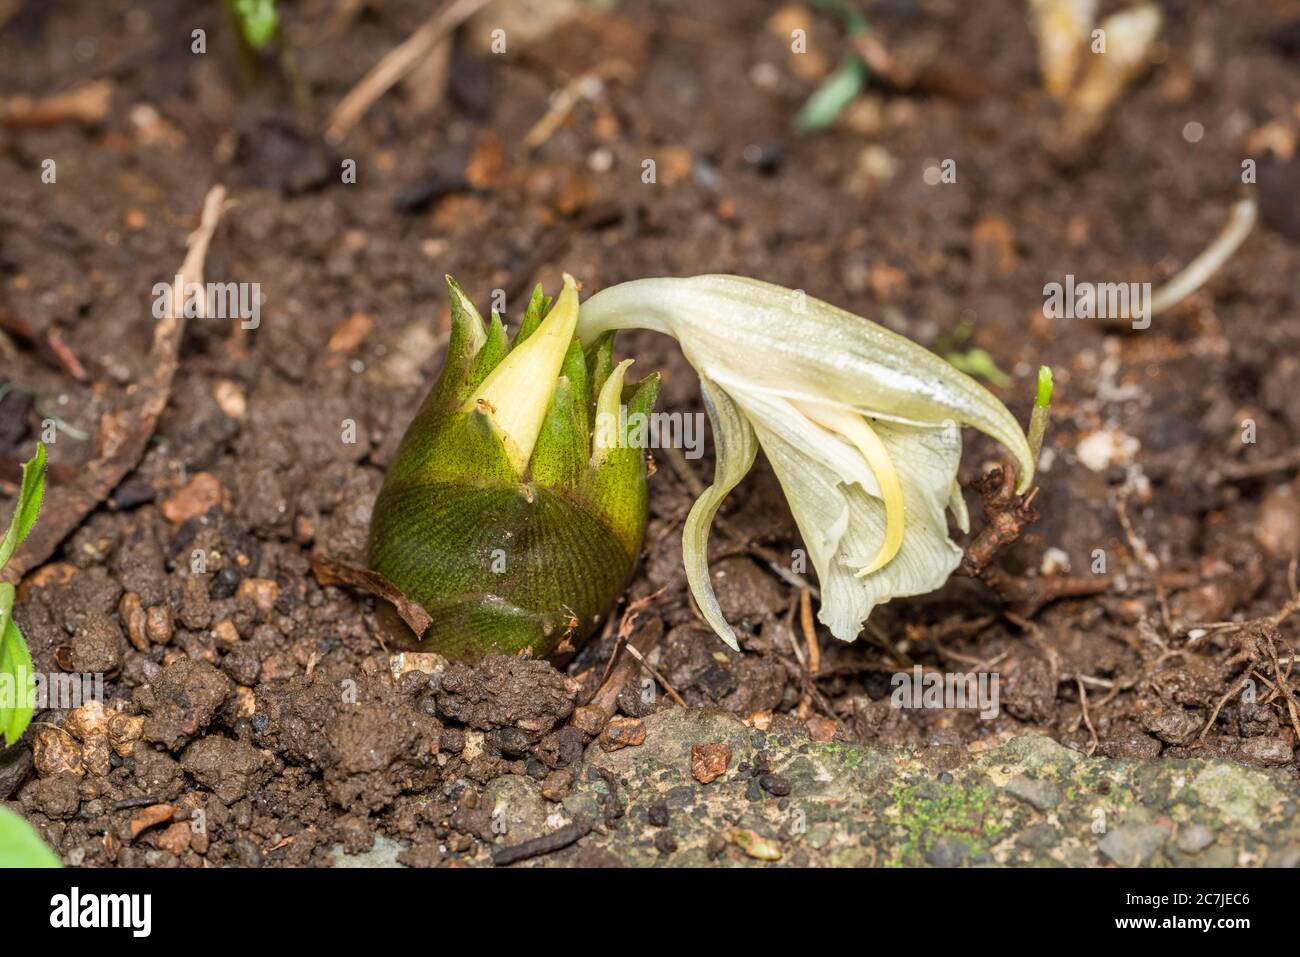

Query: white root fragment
1149 198 1259 317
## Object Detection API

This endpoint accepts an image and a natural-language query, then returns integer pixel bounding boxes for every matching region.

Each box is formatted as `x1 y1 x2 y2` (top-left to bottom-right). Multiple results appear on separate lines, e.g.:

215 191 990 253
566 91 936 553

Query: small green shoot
795 56 868 132
938 320 1012 387
1027 365 1053 463
0 443 46 747
794 0 871 132
944 347 1012 388
230 0 280 50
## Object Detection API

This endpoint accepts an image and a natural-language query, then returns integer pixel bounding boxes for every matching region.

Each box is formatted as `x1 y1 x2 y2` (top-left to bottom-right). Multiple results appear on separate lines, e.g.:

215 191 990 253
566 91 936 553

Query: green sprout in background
0 443 45 747
937 320 1012 388
795 0 872 132
223 0 306 105
229 0 280 50
0 442 59 869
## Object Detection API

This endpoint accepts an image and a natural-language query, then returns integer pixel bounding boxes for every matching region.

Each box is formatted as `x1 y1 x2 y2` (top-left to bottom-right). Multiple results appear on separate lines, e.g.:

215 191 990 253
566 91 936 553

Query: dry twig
0 80 111 129
1 185 230 583
324 0 491 144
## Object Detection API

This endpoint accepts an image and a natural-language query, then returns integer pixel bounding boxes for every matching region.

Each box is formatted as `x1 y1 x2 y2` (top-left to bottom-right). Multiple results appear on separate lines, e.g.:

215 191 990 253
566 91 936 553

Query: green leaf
0 584 33 747
0 804 60 868
794 55 867 132
528 341 590 492
0 443 45 572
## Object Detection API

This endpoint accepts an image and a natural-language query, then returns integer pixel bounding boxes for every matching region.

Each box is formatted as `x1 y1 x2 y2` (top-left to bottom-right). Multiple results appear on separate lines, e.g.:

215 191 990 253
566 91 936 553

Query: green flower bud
368 275 659 661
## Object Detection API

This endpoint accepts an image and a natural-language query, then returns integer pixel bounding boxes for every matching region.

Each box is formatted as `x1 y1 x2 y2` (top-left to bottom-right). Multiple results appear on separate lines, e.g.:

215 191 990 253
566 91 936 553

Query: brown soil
2 0 1299 867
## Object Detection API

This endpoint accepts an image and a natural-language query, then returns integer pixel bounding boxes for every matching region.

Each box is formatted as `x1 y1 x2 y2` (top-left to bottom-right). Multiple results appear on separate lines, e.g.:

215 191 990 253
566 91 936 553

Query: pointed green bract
585 372 660 556
466 310 510 392
529 341 591 491
514 283 553 345
429 276 488 408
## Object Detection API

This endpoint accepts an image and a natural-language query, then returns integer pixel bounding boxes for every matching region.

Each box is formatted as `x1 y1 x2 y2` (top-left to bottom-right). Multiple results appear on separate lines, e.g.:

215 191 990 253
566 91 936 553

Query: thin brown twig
0 310 89 381
1197 673 1252 746
0 79 111 129
1207 447 1300 486
523 62 633 151
623 643 688 708
1115 489 1172 640
795 587 820 721
798 588 820 676
1 185 230 583
324 0 491 144
1075 676 1098 756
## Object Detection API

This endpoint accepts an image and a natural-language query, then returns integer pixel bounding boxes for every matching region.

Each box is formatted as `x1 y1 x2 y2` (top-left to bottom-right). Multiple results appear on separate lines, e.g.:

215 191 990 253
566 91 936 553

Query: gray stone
1176 824 1215 854
1004 773 1061 811
329 834 407 868
0 745 32 799
1098 824 1169 867
926 835 970 867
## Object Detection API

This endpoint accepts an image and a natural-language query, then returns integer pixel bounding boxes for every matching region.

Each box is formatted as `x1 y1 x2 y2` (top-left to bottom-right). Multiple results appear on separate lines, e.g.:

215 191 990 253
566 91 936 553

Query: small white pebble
1040 547 1072 576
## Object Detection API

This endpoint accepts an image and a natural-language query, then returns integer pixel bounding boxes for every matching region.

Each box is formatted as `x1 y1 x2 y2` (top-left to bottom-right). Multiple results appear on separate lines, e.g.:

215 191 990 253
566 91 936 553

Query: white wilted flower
577 275 1035 648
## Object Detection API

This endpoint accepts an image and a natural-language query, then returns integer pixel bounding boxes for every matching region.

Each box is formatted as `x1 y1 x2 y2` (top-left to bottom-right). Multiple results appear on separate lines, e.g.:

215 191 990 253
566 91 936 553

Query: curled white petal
681 377 757 651
726 380 963 641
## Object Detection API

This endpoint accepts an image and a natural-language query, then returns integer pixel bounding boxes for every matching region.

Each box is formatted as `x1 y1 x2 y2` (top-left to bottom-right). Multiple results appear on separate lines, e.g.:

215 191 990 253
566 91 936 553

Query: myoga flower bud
368 275 658 661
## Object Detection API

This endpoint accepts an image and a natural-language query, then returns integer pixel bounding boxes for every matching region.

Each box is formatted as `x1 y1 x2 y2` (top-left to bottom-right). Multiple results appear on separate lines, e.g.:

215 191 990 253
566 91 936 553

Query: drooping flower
577 275 1034 648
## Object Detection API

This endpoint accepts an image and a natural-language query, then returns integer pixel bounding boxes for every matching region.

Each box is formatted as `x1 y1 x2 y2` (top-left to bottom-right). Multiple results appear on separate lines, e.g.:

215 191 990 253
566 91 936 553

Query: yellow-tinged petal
793 399 904 576
591 358 633 466
465 274 579 475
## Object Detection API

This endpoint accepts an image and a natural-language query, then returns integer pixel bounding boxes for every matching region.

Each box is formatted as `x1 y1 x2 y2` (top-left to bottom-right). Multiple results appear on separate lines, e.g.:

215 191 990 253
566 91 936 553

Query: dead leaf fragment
309 555 433 636
129 803 176 840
